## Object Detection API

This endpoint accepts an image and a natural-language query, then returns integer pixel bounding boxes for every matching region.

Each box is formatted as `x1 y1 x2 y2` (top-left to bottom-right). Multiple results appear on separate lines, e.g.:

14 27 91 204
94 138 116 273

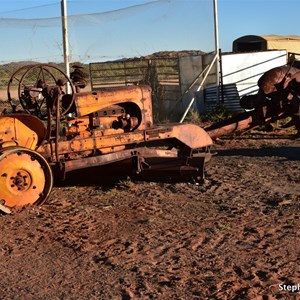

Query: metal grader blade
62 146 212 184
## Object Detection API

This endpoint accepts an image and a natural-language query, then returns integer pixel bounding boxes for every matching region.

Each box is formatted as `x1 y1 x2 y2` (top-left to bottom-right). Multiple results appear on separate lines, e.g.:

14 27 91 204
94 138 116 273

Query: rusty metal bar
205 114 254 139
205 109 287 140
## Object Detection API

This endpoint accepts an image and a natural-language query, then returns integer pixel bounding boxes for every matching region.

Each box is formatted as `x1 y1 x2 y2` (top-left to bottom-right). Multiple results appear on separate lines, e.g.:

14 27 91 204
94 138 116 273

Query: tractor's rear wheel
0 147 53 208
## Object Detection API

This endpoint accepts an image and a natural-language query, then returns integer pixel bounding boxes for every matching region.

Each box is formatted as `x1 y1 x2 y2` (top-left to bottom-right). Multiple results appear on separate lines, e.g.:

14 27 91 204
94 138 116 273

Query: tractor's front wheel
0 147 53 208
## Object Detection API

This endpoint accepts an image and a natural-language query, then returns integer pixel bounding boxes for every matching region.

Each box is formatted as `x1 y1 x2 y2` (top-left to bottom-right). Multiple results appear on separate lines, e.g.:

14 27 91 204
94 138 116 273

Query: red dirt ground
1 131 299 300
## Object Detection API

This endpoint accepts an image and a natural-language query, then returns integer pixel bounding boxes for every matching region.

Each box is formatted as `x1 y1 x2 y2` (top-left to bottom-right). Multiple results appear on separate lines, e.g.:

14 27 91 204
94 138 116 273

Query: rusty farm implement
1 63 298 212
0 64 213 210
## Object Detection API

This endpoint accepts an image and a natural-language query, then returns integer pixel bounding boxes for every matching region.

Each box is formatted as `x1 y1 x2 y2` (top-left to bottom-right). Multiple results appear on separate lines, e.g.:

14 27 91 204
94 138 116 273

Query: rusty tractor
1 64 213 211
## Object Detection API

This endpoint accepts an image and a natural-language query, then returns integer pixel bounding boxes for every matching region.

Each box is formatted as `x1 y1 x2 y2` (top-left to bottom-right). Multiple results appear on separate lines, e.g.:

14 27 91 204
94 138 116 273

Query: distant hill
143 50 206 58
109 50 207 62
0 50 206 87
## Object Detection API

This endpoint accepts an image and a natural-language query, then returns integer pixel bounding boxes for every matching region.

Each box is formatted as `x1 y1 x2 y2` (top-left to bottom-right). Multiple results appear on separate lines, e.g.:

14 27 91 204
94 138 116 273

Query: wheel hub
9 170 32 192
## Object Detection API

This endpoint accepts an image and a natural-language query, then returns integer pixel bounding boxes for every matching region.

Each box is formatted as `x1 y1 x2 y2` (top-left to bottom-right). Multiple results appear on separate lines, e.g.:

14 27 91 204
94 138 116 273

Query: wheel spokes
7 64 75 119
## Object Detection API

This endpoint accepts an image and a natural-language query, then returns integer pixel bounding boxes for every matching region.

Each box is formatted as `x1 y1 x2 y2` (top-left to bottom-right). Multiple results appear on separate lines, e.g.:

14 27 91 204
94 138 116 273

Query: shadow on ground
215 143 300 160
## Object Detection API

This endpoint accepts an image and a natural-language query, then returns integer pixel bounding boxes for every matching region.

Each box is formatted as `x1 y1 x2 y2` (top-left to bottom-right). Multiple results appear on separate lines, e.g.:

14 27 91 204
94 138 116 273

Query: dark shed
232 35 300 56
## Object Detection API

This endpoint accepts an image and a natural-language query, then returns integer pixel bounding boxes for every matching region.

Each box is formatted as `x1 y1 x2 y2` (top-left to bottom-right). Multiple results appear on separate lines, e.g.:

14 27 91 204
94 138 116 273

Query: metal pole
61 0 70 79
213 0 220 103
179 53 218 123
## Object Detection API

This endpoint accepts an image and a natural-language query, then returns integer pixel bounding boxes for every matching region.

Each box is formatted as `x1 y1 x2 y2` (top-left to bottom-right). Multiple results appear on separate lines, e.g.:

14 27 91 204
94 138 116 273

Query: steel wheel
0 147 53 208
20 64 75 119
8 64 75 119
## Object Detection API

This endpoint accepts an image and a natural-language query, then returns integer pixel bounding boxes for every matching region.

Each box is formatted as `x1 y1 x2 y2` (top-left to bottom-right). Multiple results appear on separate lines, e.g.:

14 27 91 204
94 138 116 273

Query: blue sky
0 0 299 63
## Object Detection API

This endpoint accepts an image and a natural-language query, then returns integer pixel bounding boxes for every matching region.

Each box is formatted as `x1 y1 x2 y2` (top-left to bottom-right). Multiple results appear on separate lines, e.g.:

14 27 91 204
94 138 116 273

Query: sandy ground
0 130 299 300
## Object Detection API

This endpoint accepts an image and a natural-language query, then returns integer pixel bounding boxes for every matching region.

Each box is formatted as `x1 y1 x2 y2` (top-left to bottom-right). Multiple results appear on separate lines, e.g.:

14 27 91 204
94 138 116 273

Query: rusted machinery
205 104 285 139
1 64 297 213
206 65 300 139
1 64 213 210
205 96 293 139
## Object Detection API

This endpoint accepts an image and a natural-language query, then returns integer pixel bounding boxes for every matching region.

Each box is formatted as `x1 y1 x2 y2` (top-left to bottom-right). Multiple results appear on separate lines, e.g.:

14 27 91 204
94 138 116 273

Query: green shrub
201 104 232 122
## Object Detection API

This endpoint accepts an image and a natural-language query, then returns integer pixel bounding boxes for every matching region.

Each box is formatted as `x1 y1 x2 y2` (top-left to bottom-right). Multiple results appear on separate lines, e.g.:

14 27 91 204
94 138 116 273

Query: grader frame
0 64 213 210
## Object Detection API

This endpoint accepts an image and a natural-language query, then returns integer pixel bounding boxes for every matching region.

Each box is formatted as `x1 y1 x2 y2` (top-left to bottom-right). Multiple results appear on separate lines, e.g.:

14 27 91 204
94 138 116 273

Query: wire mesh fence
0 0 216 123
0 0 215 89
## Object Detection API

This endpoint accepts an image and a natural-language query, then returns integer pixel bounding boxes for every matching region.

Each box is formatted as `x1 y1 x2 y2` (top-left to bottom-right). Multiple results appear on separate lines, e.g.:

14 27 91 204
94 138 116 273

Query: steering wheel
7 64 75 119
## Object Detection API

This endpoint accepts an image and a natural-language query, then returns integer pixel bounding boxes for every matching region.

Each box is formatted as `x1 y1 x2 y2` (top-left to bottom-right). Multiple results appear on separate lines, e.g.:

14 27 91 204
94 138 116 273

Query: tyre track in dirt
0 137 299 299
